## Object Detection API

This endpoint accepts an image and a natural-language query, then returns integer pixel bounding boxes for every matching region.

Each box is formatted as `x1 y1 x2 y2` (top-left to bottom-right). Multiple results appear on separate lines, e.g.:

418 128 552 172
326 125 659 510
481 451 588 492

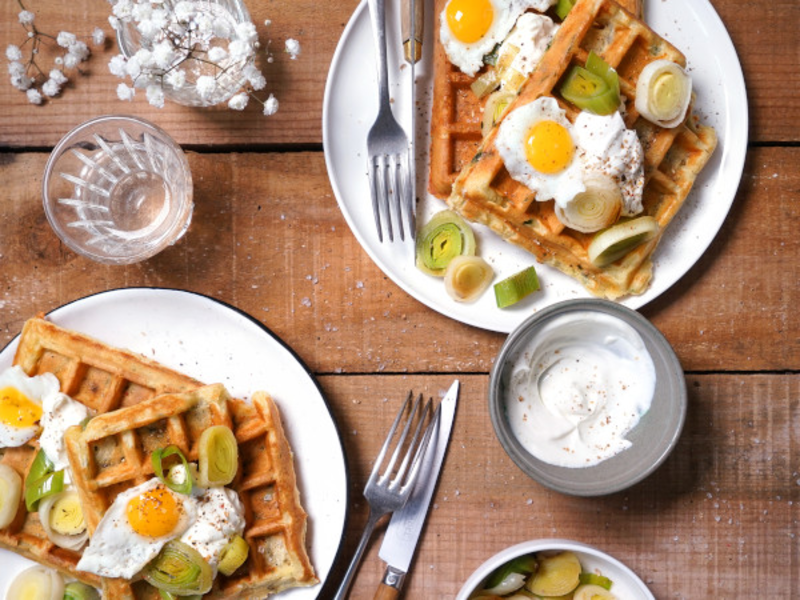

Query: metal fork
332 392 438 600
366 0 415 243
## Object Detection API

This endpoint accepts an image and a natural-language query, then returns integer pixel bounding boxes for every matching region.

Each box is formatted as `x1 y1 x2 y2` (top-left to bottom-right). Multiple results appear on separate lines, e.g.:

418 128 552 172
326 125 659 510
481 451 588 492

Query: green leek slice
444 256 494 303
470 69 501 99
158 590 202 600
63 582 101 600
198 425 238 487
525 551 582 597
6 565 64 600
561 52 620 115
481 90 516 137
587 216 659 267
0 463 22 528
635 59 692 128
484 553 538 590
555 0 576 20
579 572 614 590
573 583 617 600
218 534 250 576
494 266 540 308
152 445 193 496
24 451 64 512
415 210 476 277
143 540 213 596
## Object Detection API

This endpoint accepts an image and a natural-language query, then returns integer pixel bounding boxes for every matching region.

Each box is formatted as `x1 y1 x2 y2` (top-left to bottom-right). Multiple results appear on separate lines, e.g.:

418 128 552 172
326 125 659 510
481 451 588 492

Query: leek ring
198 425 238 487
0 463 22 528
635 59 692 128
415 210 476 277
444 255 494 303
143 540 213 596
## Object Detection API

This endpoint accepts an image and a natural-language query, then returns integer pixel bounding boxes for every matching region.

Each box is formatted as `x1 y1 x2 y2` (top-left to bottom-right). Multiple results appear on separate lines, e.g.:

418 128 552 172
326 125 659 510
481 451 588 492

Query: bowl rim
489 298 687 496
455 538 655 600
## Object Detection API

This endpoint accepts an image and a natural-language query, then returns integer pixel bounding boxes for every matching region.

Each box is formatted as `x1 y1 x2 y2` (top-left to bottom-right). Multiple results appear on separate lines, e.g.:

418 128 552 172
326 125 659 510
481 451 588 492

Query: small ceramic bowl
456 539 654 600
489 299 686 496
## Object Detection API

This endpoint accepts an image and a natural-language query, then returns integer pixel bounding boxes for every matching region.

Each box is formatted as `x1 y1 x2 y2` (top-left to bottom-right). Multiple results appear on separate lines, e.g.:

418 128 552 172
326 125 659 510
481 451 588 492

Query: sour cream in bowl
489 299 686 496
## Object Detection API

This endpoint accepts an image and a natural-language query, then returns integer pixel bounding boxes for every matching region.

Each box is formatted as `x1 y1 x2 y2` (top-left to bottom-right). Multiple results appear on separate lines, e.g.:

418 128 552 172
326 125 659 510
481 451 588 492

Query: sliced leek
635 59 692 128
24 450 64 512
38 490 89 550
415 210 476 277
555 0 576 19
63 582 101 600
573 583 618 600
482 553 538 595
525 551 582 597
587 216 659 267
0 463 22 528
152 445 193 495
143 540 213 596
5 565 65 600
198 425 238 487
555 173 623 233
218 534 250 576
481 90 516 137
561 52 620 116
471 69 501 99
494 266 540 308
444 255 494 303
579 572 614 590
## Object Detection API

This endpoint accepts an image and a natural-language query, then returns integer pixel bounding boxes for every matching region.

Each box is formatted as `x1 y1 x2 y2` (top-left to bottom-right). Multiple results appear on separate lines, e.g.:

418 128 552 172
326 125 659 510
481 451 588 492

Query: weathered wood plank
0 0 797 147
0 147 797 373
321 373 799 598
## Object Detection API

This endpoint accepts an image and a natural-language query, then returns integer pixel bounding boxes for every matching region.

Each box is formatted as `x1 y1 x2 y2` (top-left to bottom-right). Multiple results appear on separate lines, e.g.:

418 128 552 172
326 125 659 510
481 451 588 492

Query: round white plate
0 288 348 599
323 0 748 333
456 539 654 599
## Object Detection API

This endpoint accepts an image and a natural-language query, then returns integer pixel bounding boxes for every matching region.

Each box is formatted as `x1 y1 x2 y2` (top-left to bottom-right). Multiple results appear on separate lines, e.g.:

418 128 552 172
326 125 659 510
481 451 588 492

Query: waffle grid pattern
445 0 717 298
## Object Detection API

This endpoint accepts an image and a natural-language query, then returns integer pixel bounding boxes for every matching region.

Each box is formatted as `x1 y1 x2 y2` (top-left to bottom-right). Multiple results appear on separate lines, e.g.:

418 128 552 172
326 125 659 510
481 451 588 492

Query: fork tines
369 148 415 243
370 391 435 493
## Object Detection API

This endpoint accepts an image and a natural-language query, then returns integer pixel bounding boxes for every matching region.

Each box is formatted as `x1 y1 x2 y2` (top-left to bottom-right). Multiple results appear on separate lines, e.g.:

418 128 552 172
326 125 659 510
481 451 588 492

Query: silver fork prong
367 390 413 485
404 148 416 237
381 392 421 484
391 154 406 241
368 157 384 243
378 155 394 242
390 395 429 490
403 400 441 491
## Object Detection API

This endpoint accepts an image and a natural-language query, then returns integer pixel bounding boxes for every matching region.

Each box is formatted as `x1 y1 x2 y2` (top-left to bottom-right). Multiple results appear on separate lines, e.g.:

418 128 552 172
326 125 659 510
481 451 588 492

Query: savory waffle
443 0 717 298
429 0 643 199
0 316 316 598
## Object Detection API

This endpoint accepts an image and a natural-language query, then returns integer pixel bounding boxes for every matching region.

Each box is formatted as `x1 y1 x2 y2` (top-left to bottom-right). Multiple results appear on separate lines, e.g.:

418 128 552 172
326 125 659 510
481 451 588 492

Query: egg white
440 0 556 77
496 97 645 214
0 366 60 447
76 478 198 580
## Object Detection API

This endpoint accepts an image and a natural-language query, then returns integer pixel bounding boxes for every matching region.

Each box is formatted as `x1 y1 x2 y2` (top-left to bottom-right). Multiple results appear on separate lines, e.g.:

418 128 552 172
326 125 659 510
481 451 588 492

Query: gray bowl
489 299 686 496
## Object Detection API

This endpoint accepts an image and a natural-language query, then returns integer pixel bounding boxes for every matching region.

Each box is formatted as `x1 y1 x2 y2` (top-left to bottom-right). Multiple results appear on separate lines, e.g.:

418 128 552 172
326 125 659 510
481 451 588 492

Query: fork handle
367 0 391 109
332 508 383 600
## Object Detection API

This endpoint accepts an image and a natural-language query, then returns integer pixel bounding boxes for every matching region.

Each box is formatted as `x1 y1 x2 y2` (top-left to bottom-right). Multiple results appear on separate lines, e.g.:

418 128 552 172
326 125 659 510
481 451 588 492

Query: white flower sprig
5 1 105 104
108 0 284 116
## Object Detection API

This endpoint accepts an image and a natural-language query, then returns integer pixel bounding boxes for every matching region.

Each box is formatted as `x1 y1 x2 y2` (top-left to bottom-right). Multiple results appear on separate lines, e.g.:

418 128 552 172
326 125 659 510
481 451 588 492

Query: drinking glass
42 115 194 265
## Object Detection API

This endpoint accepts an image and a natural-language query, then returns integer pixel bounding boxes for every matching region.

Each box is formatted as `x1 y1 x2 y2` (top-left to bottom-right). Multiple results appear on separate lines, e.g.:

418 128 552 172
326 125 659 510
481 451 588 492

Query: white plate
455 539 654 599
323 0 748 333
0 288 348 599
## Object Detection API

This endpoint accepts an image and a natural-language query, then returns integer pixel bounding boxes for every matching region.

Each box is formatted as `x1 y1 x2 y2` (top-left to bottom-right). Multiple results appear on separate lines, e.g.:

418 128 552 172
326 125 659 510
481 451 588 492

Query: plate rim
322 0 749 333
0 286 351 599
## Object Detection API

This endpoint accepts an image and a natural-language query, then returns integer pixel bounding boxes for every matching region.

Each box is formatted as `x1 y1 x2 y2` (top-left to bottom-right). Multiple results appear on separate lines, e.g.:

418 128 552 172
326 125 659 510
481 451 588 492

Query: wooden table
1 0 797 597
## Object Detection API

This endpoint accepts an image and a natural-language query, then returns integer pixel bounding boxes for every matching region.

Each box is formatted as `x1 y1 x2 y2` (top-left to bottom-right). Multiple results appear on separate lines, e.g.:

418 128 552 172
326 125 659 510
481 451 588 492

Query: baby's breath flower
146 83 165 108
262 93 278 116
68 41 90 61
48 69 68 85
63 53 81 69
243 63 265 91
56 31 78 49
164 68 186 89
137 19 161 41
227 39 252 61
109 54 127 78
227 92 249 111
18 10 35 25
285 38 301 60
173 1 196 22
26 87 43 104
92 27 106 46
6 45 23 62
235 21 258 44
116 82 135 101
41 78 61 97
195 75 216 100
109 15 121 30
207 46 228 63
151 40 174 69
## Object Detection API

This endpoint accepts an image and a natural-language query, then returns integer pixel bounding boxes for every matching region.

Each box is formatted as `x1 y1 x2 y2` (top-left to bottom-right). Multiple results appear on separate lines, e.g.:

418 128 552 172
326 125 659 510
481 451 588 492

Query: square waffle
429 0 643 199
443 0 717 298
0 316 316 598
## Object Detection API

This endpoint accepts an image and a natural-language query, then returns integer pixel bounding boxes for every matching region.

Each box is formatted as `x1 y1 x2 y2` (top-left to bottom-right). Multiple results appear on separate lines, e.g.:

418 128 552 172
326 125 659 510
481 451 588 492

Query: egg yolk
446 0 494 44
525 120 575 174
0 387 43 429
126 486 181 539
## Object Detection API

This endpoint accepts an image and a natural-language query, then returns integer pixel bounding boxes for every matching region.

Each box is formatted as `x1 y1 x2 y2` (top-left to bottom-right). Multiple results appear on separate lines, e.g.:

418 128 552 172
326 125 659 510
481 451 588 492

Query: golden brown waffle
1 316 316 598
429 0 643 199
444 0 717 298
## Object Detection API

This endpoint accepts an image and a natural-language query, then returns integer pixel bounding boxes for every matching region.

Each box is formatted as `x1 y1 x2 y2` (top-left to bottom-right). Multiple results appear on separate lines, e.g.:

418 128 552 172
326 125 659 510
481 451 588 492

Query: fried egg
440 0 556 77
0 366 60 447
496 96 645 213
180 486 246 572
76 478 198 579
39 392 91 471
